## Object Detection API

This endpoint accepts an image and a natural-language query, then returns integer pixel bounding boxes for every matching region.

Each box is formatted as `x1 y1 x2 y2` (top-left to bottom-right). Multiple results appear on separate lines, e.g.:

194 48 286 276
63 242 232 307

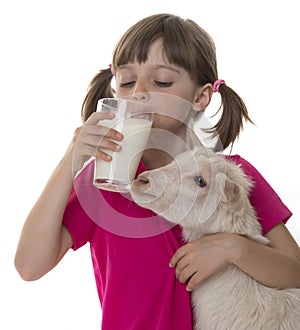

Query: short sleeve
62 184 96 251
229 155 292 235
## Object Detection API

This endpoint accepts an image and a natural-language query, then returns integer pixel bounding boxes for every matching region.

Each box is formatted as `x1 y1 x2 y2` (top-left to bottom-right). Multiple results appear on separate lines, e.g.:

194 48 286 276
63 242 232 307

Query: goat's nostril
138 177 149 184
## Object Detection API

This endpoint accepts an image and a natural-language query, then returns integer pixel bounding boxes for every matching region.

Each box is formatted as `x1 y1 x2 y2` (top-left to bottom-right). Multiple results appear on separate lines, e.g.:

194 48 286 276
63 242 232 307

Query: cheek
152 115 185 132
150 95 193 128
115 90 130 98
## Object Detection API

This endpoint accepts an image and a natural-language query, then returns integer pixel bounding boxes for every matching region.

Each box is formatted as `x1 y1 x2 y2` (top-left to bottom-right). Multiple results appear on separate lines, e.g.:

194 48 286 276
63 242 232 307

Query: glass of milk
93 98 153 192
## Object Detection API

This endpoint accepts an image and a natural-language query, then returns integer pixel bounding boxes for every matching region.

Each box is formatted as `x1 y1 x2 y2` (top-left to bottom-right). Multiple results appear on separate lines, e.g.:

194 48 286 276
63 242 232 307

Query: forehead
176 151 226 176
116 38 170 65
112 28 195 77
143 39 168 63
117 39 180 71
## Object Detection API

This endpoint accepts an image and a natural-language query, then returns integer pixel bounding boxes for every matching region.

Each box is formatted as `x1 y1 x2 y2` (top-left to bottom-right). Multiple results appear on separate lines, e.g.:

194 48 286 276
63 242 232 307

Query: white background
1 0 299 329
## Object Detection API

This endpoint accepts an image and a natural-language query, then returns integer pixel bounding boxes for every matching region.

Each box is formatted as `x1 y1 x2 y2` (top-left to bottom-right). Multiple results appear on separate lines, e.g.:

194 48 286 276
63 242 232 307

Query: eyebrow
117 64 181 74
153 64 181 74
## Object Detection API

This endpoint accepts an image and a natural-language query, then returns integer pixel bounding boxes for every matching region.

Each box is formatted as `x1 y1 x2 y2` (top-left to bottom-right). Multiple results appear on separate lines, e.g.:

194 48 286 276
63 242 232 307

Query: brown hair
81 13 253 151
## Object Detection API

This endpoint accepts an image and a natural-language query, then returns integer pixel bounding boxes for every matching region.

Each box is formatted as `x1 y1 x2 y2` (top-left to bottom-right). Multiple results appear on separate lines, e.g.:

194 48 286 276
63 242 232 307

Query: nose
132 92 150 102
137 175 150 185
131 80 150 102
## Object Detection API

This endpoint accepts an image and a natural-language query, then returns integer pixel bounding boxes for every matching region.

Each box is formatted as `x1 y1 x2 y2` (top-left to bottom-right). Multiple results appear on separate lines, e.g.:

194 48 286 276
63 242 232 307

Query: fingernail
115 144 122 151
116 133 123 140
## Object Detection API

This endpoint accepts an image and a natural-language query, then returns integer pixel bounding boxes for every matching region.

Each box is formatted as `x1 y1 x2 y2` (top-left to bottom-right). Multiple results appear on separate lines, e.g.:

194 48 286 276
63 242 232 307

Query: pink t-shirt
228 155 292 235
62 155 292 329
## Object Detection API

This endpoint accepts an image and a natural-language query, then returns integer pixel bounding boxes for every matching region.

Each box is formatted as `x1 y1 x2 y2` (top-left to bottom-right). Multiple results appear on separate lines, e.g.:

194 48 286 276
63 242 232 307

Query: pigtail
81 68 115 122
209 84 254 152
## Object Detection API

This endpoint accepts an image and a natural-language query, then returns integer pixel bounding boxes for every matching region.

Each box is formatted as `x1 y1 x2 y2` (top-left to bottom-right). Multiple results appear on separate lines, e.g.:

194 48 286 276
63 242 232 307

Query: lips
131 170 167 205
131 176 157 204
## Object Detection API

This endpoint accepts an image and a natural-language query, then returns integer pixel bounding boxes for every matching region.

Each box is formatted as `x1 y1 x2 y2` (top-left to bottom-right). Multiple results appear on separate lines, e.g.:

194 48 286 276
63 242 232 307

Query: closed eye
154 81 173 88
193 175 207 188
119 81 135 88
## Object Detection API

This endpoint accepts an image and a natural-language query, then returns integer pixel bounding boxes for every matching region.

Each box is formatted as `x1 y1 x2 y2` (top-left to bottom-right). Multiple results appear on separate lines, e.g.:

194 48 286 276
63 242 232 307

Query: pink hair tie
213 79 225 93
109 64 115 75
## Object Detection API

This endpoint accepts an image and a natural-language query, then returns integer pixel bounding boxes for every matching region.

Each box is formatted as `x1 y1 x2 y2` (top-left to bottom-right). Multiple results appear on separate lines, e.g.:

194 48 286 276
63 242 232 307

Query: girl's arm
15 112 123 281
170 222 300 291
232 222 300 288
14 144 75 281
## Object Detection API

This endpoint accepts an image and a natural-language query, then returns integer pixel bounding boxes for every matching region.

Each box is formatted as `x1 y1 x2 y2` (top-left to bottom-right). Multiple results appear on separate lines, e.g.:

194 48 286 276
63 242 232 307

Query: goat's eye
194 175 207 187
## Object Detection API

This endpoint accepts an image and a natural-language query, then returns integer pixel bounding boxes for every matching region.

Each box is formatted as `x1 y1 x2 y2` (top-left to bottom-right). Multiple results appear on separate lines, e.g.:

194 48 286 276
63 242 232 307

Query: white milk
94 117 152 192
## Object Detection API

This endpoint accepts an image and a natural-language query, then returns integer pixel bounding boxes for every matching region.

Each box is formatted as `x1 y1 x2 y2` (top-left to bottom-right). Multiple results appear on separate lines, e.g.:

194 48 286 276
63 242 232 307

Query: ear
221 177 240 204
192 83 213 111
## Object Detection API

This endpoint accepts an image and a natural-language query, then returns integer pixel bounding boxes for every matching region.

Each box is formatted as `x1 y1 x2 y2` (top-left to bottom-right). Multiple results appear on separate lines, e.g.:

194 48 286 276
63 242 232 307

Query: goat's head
131 148 253 230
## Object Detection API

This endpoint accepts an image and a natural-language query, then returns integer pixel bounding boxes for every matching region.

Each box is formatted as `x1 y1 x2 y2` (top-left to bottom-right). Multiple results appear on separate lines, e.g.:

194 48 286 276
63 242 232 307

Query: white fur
131 148 300 330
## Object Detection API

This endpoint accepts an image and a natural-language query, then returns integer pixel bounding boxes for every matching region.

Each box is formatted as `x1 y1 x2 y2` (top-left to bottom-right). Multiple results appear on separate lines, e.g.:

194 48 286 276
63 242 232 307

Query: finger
169 247 187 267
177 264 196 284
85 111 115 125
84 124 123 142
85 112 124 140
174 258 190 279
186 272 202 292
94 149 113 162
81 133 122 153
77 143 114 162
74 126 123 167
79 144 111 161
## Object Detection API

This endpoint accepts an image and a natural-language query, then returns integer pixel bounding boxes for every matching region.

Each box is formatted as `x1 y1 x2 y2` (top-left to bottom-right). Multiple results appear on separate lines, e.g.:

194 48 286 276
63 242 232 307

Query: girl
15 14 300 329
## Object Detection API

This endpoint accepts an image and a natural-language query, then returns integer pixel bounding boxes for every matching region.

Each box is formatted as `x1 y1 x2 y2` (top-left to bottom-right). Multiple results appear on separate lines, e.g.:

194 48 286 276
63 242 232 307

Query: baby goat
131 148 300 330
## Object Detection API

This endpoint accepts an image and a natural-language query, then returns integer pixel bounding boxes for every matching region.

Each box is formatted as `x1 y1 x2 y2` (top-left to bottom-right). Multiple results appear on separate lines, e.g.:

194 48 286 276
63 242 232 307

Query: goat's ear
221 177 240 204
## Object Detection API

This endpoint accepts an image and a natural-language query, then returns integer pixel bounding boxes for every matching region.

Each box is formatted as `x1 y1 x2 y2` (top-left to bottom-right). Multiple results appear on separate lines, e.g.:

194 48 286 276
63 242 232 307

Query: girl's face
115 39 211 134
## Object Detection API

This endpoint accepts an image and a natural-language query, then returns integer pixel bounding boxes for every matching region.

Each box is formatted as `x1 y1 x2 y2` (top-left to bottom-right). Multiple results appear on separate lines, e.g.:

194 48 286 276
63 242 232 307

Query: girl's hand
169 233 237 291
71 111 123 174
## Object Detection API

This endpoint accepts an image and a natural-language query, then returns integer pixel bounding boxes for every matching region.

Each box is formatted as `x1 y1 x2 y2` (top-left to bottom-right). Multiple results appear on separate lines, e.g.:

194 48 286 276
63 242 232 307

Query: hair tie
213 79 225 93
109 64 115 75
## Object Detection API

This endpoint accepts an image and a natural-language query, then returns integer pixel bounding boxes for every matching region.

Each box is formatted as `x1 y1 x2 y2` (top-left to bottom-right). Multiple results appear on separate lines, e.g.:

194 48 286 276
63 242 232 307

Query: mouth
131 176 156 203
130 171 166 205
